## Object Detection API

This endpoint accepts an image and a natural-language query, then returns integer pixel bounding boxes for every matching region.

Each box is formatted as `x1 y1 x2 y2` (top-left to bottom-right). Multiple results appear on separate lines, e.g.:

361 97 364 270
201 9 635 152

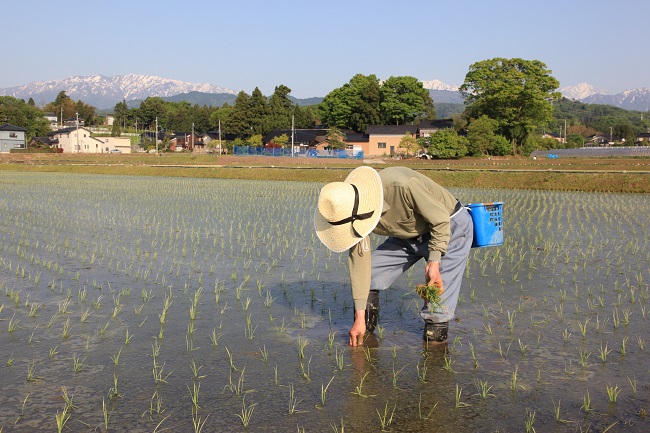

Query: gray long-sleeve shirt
348 167 458 310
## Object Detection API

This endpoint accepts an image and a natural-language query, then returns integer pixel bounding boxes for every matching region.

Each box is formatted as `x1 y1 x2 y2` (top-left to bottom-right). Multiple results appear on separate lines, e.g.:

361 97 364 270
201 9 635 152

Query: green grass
1 153 648 192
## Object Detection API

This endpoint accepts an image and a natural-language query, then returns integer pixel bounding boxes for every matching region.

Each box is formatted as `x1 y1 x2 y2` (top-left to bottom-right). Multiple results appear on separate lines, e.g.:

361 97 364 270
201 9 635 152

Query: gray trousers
369 208 474 323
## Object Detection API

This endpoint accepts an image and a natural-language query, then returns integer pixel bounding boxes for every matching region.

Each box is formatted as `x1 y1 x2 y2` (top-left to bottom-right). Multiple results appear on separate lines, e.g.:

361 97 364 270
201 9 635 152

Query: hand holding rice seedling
415 281 443 310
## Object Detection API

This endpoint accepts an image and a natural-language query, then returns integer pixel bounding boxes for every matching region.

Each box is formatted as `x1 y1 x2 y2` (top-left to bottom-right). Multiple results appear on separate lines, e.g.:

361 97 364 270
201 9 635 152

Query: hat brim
314 166 383 252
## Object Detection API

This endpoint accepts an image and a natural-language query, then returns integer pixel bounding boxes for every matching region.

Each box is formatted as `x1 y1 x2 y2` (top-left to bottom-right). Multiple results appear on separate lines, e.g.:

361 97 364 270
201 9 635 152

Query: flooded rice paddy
0 171 648 432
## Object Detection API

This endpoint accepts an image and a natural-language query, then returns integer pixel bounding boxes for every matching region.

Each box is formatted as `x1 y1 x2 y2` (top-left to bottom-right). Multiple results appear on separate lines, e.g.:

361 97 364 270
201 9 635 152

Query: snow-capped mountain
421 79 459 92
0 74 238 109
560 83 610 100
582 88 650 111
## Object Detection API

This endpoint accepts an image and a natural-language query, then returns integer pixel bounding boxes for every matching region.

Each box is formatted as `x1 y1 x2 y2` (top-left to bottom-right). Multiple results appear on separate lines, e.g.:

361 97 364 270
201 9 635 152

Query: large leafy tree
138 97 167 129
398 133 419 157
320 74 434 132
466 115 499 156
0 96 50 139
319 74 381 132
460 58 560 154
380 76 435 125
424 129 468 159
44 91 76 124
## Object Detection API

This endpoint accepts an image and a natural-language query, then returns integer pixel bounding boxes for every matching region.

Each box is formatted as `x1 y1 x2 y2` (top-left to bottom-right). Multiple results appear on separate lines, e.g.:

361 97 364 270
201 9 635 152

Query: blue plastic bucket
467 202 503 248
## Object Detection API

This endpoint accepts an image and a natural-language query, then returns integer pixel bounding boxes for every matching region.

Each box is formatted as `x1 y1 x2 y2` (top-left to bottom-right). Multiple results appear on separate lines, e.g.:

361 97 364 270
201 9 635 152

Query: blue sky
3 0 648 98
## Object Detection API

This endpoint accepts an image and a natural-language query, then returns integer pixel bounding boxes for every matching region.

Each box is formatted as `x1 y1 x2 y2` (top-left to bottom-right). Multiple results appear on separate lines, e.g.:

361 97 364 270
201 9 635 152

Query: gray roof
365 125 418 135
0 123 27 131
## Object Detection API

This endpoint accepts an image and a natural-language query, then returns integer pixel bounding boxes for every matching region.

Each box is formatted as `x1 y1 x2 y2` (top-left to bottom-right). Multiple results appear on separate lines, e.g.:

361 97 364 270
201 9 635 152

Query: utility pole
291 115 295 157
76 112 80 153
191 123 194 152
155 117 159 154
218 119 222 155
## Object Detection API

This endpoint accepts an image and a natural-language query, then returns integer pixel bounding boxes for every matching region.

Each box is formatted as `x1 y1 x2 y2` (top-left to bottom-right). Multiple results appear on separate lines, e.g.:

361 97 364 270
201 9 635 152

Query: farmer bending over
315 166 473 346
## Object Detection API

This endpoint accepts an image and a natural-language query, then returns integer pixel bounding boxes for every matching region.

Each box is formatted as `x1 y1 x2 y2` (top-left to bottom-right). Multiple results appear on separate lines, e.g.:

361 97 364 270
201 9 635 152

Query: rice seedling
73 353 87 373
637 334 645 350
300 356 312 381
288 382 303 414
442 354 456 373
578 346 592 367
581 390 592 414
235 394 256 428
376 401 396 431
455 384 470 408
524 409 536 433
391 363 407 389
598 342 612 362
259 345 268 362
26 359 40 382
101 398 112 431
510 365 525 391
352 372 371 398
606 385 621 403
297 336 308 359
418 392 437 420
620 336 629 356
188 359 205 380
474 378 495 399
7 313 19 333
55 406 70 433
628 376 637 395
187 381 201 411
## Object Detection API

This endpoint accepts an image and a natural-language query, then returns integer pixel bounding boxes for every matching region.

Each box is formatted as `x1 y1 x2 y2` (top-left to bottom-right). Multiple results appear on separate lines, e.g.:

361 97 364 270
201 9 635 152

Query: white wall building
50 127 131 153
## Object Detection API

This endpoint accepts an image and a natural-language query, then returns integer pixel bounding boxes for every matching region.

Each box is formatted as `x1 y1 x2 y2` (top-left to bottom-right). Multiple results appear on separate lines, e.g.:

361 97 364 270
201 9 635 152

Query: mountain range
0 74 648 112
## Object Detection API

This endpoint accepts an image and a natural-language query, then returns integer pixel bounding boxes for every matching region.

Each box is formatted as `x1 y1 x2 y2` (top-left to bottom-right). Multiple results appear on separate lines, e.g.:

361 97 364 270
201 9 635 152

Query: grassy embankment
1 153 649 193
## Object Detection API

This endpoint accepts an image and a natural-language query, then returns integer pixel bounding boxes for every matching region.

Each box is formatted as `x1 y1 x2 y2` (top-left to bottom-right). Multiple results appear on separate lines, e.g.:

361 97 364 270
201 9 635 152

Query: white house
0 124 27 153
49 127 131 153
44 112 59 130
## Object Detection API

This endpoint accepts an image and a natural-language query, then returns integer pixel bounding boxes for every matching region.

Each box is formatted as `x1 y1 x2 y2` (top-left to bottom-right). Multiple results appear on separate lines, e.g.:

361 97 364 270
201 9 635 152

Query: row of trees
318 74 436 132
112 85 318 138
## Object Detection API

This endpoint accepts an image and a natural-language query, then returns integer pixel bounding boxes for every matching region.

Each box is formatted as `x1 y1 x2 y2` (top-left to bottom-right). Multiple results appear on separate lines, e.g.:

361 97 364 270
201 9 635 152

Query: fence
530 146 650 158
233 146 364 159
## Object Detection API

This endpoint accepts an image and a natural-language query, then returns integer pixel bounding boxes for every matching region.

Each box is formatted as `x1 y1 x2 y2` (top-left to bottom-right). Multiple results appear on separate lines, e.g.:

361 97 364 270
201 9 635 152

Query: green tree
426 129 468 159
75 99 97 126
266 85 294 130
492 135 511 156
460 58 560 154
0 96 50 139
111 122 121 137
138 97 167 129
326 126 346 150
44 91 76 123
398 133 419 157
319 74 382 132
113 100 129 128
249 87 268 135
226 91 252 137
271 133 289 147
466 115 498 156
210 104 232 130
380 76 435 125
247 134 263 147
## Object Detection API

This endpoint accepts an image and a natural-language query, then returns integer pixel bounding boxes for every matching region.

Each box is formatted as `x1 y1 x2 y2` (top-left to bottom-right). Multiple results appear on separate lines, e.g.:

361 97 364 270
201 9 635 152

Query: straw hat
314 166 383 252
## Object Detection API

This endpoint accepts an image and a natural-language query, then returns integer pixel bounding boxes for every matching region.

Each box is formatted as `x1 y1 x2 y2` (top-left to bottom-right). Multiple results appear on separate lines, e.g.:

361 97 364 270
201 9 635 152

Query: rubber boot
423 320 448 342
365 290 380 332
